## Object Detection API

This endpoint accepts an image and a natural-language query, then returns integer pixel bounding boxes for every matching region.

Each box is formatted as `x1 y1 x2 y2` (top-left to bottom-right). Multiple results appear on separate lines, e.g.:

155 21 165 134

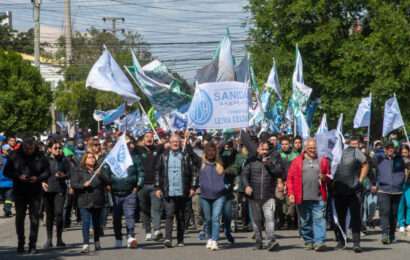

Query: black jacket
155 150 197 198
45 155 71 193
4 149 50 196
70 168 111 208
241 153 285 201
135 144 164 185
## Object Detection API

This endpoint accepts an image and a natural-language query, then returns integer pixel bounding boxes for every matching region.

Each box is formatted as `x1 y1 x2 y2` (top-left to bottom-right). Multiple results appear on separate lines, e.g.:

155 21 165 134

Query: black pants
15 194 42 247
378 193 401 240
334 193 361 245
44 192 65 242
64 192 81 225
164 197 187 243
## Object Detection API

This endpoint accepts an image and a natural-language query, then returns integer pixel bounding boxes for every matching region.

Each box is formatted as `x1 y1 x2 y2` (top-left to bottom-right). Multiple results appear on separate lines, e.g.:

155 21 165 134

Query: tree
247 0 410 137
54 28 153 130
0 50 52 134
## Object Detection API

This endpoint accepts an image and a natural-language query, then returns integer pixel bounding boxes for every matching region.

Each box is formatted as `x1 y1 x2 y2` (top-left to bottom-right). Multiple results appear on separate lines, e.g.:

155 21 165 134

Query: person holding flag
71 152 111 253
102 135 144 249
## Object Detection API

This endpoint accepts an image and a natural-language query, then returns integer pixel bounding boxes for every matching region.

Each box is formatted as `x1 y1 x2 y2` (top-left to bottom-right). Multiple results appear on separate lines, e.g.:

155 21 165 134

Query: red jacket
286 152 331 205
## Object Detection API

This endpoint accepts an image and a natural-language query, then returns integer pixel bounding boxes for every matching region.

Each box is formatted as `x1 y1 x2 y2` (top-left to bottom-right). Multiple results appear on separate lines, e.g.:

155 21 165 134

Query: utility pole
102 17 125 36
64 0 73 65
32 0 41 68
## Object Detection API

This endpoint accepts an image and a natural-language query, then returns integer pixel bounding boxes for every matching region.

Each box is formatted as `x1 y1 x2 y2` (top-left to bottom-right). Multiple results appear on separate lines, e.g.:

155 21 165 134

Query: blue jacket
374 154 405 194
0 156 12 189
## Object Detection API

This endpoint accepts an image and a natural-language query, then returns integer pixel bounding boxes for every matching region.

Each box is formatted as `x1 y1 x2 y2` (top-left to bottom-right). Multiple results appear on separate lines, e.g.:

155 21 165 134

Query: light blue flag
382 95 405 137
353 94 372 128
116 110 141 132
316 114 328 135
266 58 282 100
305 99 320 127
93 110 106 122
260 89 272 113
269 100 283 133
104 134 133 179
86 46 139 103
102 103 126 126
296 113 310 139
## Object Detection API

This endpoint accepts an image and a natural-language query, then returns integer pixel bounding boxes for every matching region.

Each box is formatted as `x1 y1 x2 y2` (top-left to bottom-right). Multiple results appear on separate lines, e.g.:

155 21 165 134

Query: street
0 216 409 260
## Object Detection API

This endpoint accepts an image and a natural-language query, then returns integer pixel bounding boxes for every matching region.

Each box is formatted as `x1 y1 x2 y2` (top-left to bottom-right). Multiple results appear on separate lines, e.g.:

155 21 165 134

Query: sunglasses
53 146 62 150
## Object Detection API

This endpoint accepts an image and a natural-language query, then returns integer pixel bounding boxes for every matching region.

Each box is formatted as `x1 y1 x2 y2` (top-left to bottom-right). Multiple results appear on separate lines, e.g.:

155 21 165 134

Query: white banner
188 81 249 129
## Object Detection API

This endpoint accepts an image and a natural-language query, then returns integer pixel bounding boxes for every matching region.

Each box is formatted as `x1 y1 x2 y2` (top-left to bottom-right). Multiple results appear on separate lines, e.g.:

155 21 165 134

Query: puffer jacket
241 152 285 201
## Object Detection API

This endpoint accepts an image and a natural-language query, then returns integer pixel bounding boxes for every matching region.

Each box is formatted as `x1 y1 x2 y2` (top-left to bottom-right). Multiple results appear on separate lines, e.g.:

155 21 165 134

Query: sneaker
153 230 163 241
177 242 184 247
115 240 123 248
399 226 405 233
255 240 263 250
163 240 172 248
145 233 152 241
314 243 327 252
267 240 279 251
95 241 101 251
127 237 138 249
28 246 38 255
353 245 362 253
304 243 314 250
43 240 53 249
56 241 66 247
206 239 213 249
335 241 345 250
81 244 89 254
226 234 235 245
381 237 390 245
406 225 410 232
210 240 219 251
17 243 25 254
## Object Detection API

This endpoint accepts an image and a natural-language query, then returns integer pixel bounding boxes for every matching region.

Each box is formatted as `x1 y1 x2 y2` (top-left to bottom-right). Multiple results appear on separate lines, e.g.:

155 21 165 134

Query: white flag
86 46 140 103
292 45 304 91
266 59 282 100
216 30 235 82
383 95 404 137
296 113 310 139
353 95 372 128
336 113 344 134
105 134 133 179
316 114 328 135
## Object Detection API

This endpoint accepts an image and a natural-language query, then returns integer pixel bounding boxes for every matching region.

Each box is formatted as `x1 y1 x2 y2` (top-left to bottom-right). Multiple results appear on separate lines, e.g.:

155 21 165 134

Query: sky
0 0 251 81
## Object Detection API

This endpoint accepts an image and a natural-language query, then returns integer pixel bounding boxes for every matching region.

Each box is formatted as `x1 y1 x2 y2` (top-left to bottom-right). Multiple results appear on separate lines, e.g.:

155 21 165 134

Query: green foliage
0 50 52 134
248 0 410 137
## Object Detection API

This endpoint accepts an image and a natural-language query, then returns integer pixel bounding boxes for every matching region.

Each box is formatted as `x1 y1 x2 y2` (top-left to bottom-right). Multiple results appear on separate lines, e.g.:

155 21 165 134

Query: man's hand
83 180 92 188
189 189 195 198
371 185 377 193
42 182 49 192
56 171 66 178
245 186 253 196
319 174 327 182
19 175 29 182
289 195 295 204
155 190 163 199
29 176 38 183
68 187 74 195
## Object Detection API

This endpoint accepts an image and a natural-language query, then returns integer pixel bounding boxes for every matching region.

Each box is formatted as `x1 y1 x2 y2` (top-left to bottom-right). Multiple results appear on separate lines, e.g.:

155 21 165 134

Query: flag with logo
105 134 133 179
102 103 126 125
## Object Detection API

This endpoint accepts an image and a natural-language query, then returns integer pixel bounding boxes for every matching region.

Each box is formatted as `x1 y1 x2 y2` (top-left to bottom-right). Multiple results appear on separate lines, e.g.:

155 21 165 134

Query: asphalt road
0 215 409 260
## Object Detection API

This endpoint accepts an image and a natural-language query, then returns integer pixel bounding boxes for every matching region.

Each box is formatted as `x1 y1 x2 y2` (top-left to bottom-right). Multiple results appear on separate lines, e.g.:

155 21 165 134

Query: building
0 11 12 29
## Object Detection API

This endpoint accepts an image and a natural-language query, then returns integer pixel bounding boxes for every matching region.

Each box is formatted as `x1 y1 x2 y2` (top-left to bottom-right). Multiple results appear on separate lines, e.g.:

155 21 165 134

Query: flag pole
367 93 372 151
138 102 160 140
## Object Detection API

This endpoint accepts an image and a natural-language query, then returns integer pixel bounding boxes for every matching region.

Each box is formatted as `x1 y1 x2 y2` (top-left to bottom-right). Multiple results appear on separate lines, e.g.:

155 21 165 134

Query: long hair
201 142 224 175
80 151 96 169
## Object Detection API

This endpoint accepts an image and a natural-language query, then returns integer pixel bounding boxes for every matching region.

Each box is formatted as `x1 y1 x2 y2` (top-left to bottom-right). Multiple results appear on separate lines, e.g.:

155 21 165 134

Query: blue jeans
138 185 162 233
398 184 410 227
200 196 225 241
80 208 102 244
223 196 233 239
112 192 137 240
297 200 326 245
